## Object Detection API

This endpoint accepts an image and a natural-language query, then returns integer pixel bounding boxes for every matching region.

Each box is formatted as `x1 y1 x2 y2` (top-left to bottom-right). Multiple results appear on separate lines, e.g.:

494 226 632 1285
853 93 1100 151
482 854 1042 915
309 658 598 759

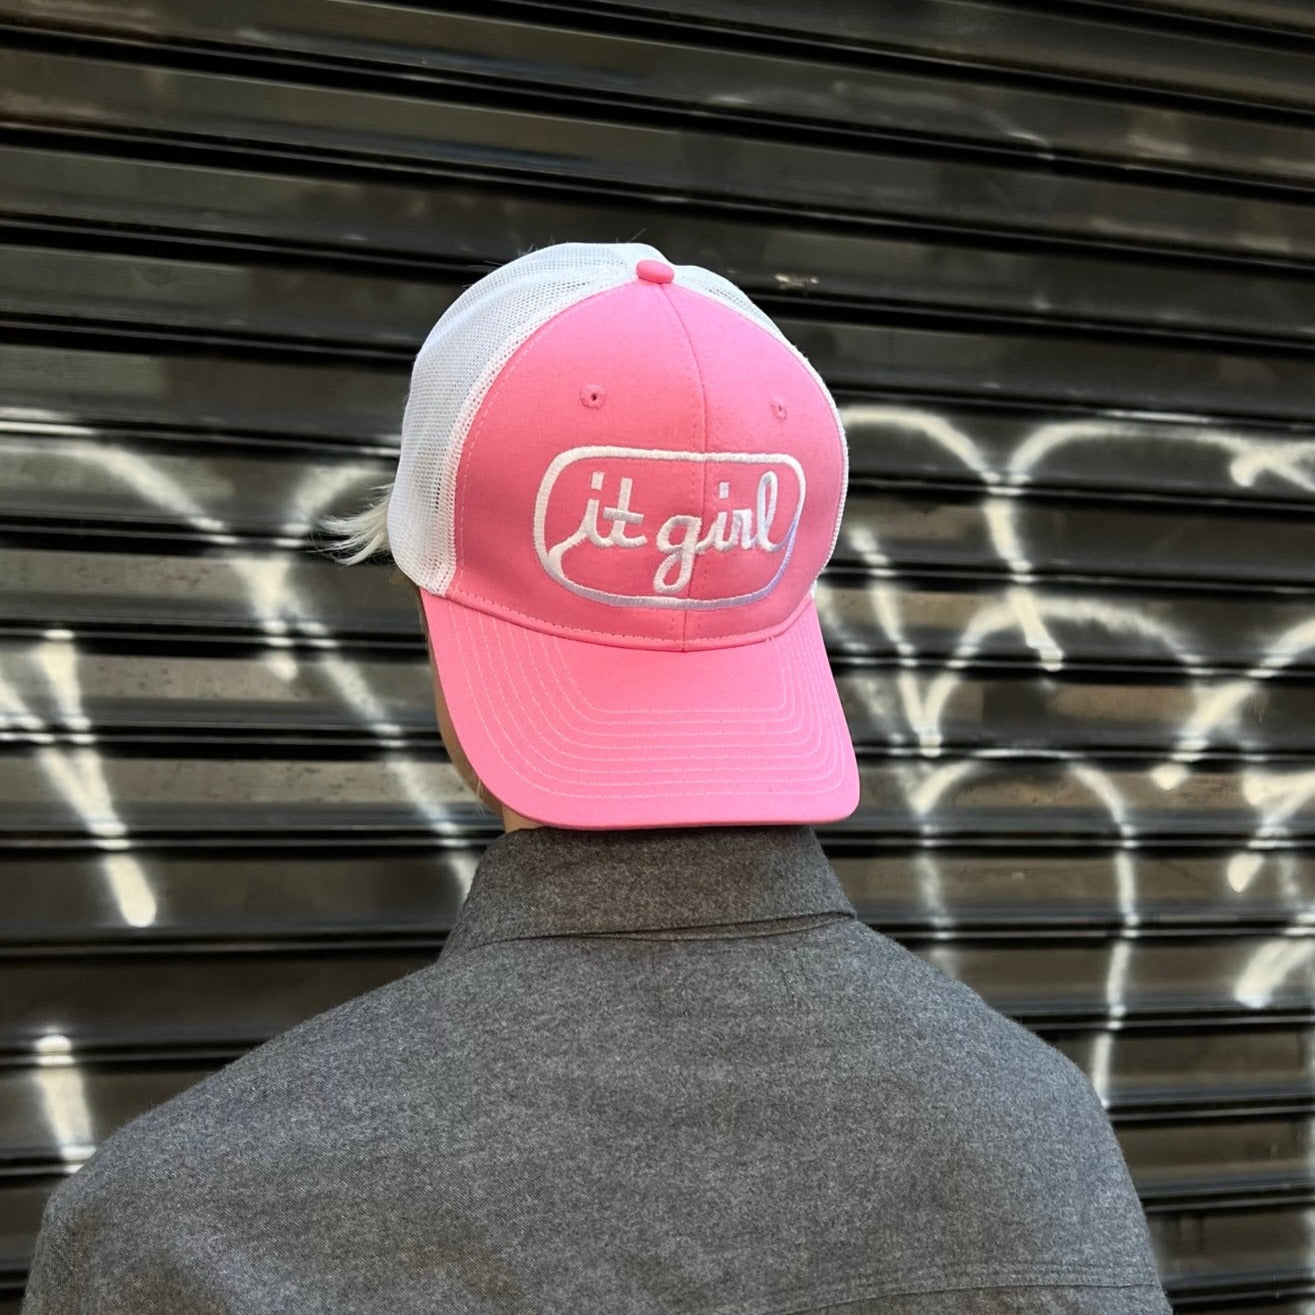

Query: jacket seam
701 1264 1164 1315
442 911 856 958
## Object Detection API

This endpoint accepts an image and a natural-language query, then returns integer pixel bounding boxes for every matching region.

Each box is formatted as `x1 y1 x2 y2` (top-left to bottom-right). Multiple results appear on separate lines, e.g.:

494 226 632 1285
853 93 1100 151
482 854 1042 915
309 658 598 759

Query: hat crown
389 241 849 652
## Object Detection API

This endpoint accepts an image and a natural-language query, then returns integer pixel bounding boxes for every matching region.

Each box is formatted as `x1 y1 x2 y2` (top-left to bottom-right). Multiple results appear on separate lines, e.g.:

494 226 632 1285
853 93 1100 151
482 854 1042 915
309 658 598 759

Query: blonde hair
314 481 395 567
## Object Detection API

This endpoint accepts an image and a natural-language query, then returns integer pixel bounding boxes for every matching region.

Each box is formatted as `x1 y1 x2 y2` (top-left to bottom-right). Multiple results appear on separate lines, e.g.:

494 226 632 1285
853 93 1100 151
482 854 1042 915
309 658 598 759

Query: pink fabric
422 588 859 829
421 268 859 828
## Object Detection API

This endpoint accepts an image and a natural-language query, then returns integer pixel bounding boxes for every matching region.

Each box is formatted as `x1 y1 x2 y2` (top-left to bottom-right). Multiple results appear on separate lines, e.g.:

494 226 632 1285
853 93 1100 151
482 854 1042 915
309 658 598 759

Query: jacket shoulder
825 920 1162 1282
22 959 453 1312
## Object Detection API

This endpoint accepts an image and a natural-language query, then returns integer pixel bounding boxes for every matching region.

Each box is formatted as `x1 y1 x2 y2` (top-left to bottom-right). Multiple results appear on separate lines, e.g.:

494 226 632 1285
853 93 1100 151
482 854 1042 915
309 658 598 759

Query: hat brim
418 589 860 830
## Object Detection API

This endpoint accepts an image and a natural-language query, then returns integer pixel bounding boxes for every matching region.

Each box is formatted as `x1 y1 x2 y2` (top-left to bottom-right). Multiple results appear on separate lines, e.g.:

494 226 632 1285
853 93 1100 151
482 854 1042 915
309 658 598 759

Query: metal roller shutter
4 1 1314 1308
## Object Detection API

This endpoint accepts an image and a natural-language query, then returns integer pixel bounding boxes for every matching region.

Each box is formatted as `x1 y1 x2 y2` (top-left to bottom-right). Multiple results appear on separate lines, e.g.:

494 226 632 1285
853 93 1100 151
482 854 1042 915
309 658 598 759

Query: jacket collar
440 824 856 959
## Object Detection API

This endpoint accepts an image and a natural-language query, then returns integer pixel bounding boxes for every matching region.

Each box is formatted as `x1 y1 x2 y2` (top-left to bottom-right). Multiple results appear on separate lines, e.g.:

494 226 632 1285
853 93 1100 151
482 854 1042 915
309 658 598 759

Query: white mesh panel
388 242 849 596
389 242 665 595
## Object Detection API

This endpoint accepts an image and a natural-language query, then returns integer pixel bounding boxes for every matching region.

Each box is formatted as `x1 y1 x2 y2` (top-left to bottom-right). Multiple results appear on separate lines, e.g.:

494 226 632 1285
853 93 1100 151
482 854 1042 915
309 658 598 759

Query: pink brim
418 589 861 830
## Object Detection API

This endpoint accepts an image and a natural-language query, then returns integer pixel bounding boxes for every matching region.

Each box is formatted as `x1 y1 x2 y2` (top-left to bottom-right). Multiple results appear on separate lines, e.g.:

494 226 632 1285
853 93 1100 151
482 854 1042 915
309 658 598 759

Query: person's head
405 572 542 833
320 242 859 834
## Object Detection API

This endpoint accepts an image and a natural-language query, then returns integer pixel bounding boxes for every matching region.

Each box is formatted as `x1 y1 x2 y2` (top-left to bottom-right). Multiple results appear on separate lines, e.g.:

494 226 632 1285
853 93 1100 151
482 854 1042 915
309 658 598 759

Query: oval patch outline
532 445 807 609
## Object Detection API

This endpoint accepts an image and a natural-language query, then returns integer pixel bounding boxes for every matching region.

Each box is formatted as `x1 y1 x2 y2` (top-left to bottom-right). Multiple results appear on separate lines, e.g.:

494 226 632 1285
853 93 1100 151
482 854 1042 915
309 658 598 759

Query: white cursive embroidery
533 446 806 609
650 471 783 592
546 472 648 564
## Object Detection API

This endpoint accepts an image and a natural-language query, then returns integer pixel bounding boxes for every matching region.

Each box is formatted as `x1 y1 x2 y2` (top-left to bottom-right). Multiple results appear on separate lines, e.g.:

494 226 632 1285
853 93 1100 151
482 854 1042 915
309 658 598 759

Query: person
19 242 1172 1313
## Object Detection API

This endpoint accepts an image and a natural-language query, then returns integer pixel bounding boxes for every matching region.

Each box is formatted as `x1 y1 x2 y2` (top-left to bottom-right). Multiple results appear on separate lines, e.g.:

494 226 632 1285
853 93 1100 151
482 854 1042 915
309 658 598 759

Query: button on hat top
635 257 674 284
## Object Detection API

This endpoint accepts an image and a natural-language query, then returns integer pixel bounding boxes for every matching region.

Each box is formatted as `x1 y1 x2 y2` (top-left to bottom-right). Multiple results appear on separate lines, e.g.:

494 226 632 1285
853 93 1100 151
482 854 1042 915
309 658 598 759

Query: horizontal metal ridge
523 0 1315 115
5 543 1315 672
6 427 1314 586
4 0 1315 191
1 844 1313 942
11 46 1315 262
7 638 1315 756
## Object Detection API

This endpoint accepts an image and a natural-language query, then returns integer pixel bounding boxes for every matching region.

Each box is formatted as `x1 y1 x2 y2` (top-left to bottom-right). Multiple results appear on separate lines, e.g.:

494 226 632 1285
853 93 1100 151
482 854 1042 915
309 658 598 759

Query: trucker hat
388 241 859 829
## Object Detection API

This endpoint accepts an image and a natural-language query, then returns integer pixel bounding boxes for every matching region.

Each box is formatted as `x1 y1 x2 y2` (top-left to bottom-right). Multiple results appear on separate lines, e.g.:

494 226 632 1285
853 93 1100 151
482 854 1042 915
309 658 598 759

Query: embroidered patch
533 445 806 608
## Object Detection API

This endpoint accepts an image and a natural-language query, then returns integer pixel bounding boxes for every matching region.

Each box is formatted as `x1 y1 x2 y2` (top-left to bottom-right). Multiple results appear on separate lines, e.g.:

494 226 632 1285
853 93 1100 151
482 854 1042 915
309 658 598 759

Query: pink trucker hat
388 241 859 829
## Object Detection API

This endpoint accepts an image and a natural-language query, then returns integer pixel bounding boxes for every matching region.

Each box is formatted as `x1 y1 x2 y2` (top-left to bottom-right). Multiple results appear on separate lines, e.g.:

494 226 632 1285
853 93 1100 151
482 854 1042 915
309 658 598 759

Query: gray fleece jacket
21 823 1171 1314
